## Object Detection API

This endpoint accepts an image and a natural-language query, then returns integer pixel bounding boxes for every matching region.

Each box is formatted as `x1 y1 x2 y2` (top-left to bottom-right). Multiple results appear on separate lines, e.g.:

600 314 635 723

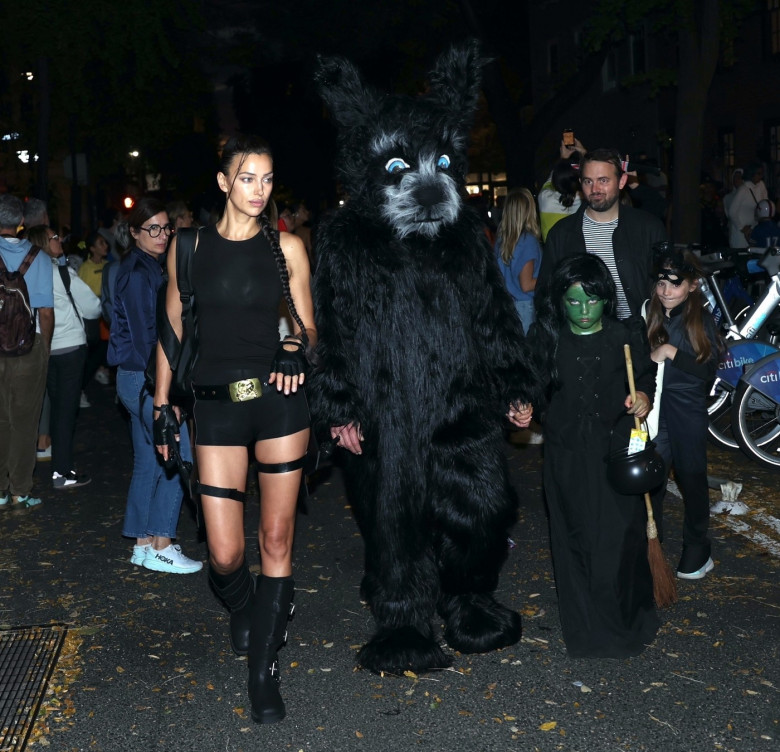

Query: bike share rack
717 247 780 466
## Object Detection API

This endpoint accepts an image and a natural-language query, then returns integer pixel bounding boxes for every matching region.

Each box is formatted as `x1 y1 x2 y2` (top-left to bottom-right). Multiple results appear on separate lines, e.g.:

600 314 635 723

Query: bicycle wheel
731 381 780 469
707 382 738 449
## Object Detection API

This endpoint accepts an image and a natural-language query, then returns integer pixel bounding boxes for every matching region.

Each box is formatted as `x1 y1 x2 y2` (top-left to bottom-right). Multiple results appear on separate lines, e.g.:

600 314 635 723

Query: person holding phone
538 135 586 241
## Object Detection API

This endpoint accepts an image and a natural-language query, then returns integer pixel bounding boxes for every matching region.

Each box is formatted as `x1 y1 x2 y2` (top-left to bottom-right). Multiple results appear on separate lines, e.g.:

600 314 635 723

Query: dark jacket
662 303 719 395
537 203 667 317
107 247 165 371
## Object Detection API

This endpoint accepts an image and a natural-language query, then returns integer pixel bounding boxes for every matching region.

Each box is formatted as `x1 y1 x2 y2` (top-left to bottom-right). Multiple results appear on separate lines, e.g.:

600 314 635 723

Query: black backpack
0 245 42 356
145 228 198 402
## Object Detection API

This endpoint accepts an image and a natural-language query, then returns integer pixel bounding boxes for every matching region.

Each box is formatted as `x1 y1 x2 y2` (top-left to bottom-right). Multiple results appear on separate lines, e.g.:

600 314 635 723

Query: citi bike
703 247 780 468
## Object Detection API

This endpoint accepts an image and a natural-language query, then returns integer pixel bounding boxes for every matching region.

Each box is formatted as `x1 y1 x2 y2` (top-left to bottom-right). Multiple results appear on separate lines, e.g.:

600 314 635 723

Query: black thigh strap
194 482 246 503
256 455 306 474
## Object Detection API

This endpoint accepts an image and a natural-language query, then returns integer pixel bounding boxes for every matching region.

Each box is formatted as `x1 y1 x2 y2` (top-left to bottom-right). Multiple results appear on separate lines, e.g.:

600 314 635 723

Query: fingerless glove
270 338 308 379
153 404 180 467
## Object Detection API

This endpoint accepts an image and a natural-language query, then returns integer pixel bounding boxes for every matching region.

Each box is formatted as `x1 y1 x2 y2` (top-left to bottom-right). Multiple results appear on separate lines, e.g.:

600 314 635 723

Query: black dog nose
413 184 445 208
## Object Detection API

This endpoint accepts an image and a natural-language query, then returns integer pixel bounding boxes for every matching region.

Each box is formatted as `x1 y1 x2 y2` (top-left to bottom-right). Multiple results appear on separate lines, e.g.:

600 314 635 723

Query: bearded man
537 147 667 319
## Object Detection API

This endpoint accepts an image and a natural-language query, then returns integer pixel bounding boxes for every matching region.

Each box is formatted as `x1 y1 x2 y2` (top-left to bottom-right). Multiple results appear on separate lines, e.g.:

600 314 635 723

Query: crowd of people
0 135 747 724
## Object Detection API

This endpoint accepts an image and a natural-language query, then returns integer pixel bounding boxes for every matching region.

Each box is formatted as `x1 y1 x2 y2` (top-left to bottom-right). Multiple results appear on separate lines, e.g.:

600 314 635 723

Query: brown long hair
646 250 715 364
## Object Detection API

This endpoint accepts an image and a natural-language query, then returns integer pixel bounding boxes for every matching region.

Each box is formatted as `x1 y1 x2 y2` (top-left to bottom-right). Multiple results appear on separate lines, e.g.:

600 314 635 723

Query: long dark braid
258 211 309 348
219 134 309 349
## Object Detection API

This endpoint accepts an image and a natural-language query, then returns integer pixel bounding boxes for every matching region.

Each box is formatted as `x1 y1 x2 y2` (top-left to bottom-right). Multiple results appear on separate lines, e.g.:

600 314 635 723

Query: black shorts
194 384 310 446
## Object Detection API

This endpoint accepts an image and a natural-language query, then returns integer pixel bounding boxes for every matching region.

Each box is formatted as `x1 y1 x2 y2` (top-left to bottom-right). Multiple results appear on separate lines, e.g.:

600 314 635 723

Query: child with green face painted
528 255 660 658
563 283 606 335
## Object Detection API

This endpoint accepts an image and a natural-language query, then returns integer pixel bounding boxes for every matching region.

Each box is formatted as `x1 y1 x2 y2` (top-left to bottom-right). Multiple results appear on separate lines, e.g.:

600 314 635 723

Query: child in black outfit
646 249 721 580
530 255 659 658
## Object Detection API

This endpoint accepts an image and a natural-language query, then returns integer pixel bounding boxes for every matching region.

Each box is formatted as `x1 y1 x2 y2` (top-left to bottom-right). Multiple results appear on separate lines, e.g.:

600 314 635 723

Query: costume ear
315 55 380 130
427 40 484 127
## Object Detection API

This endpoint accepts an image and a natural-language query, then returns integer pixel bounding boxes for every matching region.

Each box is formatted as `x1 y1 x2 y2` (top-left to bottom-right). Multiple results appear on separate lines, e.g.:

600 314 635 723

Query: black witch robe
541 317 660 658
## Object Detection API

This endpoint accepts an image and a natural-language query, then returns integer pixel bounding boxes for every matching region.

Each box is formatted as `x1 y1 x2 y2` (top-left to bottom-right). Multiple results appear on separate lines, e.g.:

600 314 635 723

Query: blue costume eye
385 157 410 174
437 154 451 169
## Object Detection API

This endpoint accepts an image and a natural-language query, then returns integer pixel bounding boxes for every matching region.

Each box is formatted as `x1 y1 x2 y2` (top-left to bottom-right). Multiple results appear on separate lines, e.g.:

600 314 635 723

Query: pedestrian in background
27 225 98 490
0 195 53 508
108 198 201 575
494 187 542 335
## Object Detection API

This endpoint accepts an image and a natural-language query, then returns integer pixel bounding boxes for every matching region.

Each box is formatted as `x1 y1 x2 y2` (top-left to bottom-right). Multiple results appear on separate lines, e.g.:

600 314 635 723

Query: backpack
0 245 42 356
145 228 198 402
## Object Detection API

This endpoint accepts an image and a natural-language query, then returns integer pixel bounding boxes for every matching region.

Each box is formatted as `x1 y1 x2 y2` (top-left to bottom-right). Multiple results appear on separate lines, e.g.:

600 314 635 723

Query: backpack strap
156 228 198 369
0 245 40 276
18 246 41 276
175 227 197 304
57 263 84 325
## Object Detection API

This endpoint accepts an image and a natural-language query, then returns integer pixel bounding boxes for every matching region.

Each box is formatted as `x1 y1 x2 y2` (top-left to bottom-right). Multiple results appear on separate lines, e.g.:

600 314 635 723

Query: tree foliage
584 0 756 242
0 0 213 188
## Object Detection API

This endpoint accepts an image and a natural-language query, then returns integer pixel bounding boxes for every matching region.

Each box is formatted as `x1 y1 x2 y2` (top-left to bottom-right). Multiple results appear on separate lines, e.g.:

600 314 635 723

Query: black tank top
191 224 283 383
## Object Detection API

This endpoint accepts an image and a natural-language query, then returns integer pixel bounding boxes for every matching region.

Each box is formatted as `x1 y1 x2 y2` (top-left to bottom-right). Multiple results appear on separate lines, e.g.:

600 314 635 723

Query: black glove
270 338 308 380
153 404 180 467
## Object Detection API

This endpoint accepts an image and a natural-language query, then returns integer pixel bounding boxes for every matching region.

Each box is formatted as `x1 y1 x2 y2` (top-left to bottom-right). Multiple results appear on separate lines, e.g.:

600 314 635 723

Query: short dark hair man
536 147 667 319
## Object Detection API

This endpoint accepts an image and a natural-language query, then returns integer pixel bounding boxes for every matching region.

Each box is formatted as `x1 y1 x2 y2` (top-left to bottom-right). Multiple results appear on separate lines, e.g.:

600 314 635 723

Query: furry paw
357 626 453 675
441 593 522 654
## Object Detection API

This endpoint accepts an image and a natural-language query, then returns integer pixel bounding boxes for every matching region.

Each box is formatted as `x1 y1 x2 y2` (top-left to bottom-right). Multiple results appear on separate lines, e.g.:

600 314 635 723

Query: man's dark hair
23 197 48 226
581 148 624 179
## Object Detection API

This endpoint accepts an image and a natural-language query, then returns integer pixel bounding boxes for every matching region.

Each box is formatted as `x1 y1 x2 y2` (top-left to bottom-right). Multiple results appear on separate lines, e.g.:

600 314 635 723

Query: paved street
1 382 778 752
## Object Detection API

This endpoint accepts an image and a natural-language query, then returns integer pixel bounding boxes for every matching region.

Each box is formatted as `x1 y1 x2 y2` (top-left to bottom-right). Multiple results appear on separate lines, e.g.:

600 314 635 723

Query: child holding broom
528 255 660 658
646 248 720 580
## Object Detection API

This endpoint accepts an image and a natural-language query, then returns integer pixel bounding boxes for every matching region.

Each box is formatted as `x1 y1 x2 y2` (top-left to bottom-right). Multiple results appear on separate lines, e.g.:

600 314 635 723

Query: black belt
193 378 267 402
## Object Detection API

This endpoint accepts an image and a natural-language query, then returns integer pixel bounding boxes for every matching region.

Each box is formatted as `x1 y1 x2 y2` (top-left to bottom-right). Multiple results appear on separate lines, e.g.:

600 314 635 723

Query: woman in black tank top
153 136 316 725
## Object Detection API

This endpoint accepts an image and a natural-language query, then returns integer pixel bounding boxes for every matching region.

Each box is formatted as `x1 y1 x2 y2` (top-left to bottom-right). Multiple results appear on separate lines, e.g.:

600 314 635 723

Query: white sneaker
143 544 203 574
677 557 715 580
80 392 91 408
130 544 150 566
94 368 110 385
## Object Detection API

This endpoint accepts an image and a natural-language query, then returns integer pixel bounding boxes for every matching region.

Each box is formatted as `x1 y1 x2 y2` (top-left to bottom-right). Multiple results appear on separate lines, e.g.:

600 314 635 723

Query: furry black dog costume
310 42 537 674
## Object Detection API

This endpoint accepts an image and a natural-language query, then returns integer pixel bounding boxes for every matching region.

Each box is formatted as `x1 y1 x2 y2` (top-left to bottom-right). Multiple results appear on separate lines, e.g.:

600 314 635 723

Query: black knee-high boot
209 560 255 656
248 575 295 724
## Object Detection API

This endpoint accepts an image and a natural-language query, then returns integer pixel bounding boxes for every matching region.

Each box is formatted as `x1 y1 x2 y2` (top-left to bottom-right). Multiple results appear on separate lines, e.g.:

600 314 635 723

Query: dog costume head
315 42 484 239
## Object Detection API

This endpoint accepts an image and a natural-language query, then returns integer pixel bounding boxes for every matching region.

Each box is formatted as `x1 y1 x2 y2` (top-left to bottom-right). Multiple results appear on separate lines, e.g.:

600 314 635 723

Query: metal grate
0 624 67 752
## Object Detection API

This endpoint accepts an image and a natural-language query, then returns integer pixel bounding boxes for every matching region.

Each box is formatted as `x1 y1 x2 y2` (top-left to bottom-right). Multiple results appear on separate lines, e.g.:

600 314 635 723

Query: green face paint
563 283 605 335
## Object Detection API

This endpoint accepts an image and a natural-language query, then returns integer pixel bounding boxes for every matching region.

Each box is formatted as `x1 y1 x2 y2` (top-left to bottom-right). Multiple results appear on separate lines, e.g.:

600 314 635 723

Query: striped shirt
582 213 630 319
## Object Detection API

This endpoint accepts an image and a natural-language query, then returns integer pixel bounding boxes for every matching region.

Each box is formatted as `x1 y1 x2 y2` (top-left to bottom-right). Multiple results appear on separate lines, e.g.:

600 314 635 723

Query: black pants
650 388 711 565
47 347 88 475
82 318 107 388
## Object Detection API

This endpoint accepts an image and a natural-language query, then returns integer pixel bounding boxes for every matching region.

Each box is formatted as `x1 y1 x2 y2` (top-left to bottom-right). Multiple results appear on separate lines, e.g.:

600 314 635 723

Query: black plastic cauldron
605 437 666 496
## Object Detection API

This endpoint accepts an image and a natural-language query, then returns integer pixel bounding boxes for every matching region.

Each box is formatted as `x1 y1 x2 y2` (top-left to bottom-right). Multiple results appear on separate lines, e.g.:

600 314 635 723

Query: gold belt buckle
228 378 263 402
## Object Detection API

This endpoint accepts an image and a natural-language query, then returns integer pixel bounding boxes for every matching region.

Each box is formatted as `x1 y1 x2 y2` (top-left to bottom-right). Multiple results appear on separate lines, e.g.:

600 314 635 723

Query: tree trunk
69 115 82 238
34 56 50 202
671 1 721 244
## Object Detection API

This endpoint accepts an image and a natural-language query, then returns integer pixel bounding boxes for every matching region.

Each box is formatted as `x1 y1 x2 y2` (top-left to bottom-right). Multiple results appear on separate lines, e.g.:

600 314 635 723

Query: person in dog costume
310 42 538 674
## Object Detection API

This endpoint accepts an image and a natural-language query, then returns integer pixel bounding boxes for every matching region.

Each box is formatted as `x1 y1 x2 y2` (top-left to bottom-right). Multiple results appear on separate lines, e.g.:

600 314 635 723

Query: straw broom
624 344 678 609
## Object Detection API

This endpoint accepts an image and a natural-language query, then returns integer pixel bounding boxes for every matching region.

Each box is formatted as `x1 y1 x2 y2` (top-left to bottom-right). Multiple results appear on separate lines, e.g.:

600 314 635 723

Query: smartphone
563 129 575 147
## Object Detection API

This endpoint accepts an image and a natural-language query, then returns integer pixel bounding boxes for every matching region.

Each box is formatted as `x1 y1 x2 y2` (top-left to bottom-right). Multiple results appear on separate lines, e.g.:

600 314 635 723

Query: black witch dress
541 317 660 658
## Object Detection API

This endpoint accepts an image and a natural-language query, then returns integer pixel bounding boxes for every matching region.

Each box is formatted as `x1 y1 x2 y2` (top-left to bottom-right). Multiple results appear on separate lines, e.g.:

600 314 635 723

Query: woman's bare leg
197 444 250 573
254 428 309 576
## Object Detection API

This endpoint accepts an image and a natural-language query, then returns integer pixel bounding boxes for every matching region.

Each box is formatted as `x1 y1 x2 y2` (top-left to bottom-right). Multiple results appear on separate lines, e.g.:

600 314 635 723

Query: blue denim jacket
107 247 165 371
